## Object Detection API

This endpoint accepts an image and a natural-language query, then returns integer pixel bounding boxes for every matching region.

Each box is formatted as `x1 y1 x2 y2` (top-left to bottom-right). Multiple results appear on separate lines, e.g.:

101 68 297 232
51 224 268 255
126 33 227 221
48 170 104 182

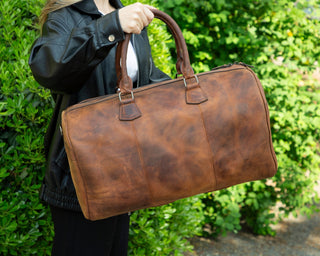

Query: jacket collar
73 0 123 15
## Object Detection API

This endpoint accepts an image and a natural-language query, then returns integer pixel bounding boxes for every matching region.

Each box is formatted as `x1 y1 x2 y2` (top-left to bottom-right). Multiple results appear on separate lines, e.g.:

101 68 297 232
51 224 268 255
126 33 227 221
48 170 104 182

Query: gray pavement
187 210 320 256
187 182 320 256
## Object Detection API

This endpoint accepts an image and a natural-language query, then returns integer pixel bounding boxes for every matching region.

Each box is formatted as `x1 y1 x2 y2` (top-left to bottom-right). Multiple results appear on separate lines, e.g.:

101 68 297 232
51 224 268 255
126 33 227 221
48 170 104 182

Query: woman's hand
118 3 155 34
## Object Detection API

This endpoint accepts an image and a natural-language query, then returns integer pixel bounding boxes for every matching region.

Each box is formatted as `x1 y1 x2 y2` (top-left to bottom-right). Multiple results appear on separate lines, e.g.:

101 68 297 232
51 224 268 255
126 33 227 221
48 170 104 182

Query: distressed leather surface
62 65 278 220
62 9 277 220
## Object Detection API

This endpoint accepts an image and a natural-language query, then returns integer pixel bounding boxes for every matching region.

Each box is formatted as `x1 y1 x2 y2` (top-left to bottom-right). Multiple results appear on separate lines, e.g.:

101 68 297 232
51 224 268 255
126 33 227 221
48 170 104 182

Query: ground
187 182 320 256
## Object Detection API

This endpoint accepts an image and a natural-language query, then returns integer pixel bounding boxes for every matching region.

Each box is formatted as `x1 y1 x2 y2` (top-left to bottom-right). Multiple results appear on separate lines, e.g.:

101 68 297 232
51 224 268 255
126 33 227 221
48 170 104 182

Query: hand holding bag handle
115 9 187 85
116 9 208 121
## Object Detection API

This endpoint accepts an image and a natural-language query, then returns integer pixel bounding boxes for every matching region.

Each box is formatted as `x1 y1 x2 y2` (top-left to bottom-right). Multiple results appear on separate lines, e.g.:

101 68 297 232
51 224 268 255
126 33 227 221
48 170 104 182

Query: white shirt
99 11 139 83
126 41 139 83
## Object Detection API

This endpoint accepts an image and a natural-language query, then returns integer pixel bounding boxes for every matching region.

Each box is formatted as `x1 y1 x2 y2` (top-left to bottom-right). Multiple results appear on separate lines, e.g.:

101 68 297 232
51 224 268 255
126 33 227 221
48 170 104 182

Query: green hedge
1 0 320 255
159 0 320 236
0 0 53 255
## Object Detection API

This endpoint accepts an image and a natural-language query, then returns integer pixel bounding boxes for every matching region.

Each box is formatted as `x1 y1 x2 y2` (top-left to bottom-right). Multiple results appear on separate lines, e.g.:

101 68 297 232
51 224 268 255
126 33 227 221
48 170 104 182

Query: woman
29 0 170 255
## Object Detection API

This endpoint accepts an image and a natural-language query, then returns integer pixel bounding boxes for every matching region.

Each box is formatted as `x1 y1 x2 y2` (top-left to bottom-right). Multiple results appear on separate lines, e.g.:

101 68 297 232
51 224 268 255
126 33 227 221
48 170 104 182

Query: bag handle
116 9 191 87
116 9 208 121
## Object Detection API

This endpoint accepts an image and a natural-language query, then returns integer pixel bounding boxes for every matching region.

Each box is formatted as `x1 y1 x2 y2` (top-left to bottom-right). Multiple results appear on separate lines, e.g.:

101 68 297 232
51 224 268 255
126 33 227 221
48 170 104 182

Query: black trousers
50 206 130 256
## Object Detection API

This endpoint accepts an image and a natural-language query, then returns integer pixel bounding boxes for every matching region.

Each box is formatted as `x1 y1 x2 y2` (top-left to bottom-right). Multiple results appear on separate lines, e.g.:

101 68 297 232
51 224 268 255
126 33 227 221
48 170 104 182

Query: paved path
187 210 320 256
187 183 320 256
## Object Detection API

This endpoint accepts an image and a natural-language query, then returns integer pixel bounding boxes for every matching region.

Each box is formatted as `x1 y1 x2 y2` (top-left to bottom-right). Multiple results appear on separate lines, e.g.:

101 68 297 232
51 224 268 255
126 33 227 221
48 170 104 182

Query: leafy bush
128 196 204 255
0 0 53 255
159 0 320 236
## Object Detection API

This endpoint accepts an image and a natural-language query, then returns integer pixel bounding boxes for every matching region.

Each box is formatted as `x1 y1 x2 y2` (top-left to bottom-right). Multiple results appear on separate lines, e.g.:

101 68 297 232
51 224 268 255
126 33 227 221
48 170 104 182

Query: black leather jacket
29 0 170 211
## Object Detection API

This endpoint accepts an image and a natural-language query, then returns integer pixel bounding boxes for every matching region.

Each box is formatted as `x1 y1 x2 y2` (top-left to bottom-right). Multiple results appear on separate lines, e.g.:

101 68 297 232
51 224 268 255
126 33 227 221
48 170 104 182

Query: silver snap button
108 34 115 42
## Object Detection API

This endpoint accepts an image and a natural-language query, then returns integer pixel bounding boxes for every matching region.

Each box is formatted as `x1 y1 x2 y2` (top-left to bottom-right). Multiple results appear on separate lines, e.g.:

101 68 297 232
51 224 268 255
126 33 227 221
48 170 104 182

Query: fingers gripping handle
117 9 207 121
116 9 194 91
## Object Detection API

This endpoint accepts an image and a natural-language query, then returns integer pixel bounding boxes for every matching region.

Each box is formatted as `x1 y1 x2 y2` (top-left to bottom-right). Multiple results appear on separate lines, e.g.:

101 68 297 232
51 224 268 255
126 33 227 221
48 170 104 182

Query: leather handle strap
116 9 195 93
151 9 191 76
116 9 207 121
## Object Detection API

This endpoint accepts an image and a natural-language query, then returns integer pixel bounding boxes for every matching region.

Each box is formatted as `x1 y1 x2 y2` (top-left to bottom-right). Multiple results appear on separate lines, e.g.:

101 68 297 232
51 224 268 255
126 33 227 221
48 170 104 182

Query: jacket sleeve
29 10 125 94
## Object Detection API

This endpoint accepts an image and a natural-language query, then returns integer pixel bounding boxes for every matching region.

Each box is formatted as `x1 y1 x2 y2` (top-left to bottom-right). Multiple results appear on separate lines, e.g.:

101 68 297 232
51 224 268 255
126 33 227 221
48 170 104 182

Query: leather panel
62 66 277 220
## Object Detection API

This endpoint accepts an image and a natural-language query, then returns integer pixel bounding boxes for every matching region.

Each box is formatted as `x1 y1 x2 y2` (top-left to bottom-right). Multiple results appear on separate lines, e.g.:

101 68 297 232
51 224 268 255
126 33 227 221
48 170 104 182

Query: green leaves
129 196 204 255
0 0 53 255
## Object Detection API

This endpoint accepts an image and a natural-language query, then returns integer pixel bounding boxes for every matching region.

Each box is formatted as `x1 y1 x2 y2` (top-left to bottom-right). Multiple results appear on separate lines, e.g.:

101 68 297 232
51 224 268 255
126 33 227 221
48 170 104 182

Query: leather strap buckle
118 91 134 103
183 75 199 88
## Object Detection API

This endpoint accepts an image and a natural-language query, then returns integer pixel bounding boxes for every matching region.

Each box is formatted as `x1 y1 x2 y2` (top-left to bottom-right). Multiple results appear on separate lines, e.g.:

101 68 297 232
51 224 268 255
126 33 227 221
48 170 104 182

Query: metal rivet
108 34 115 42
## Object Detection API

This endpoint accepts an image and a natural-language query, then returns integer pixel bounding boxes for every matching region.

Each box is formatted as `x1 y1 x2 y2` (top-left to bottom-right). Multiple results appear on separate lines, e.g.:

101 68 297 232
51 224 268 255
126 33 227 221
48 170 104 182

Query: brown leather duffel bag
61 9 277 221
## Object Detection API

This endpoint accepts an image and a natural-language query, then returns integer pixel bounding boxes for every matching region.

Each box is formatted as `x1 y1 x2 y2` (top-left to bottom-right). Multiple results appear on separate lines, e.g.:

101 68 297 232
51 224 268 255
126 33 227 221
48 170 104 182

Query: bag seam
245 67 278 172
62 113 91 219
198 104 218 190
131 121 153 205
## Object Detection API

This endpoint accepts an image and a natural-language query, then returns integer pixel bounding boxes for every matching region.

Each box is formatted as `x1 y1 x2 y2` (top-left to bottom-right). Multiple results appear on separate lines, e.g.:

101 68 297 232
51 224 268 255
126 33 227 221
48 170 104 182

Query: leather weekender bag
61 9 278 221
